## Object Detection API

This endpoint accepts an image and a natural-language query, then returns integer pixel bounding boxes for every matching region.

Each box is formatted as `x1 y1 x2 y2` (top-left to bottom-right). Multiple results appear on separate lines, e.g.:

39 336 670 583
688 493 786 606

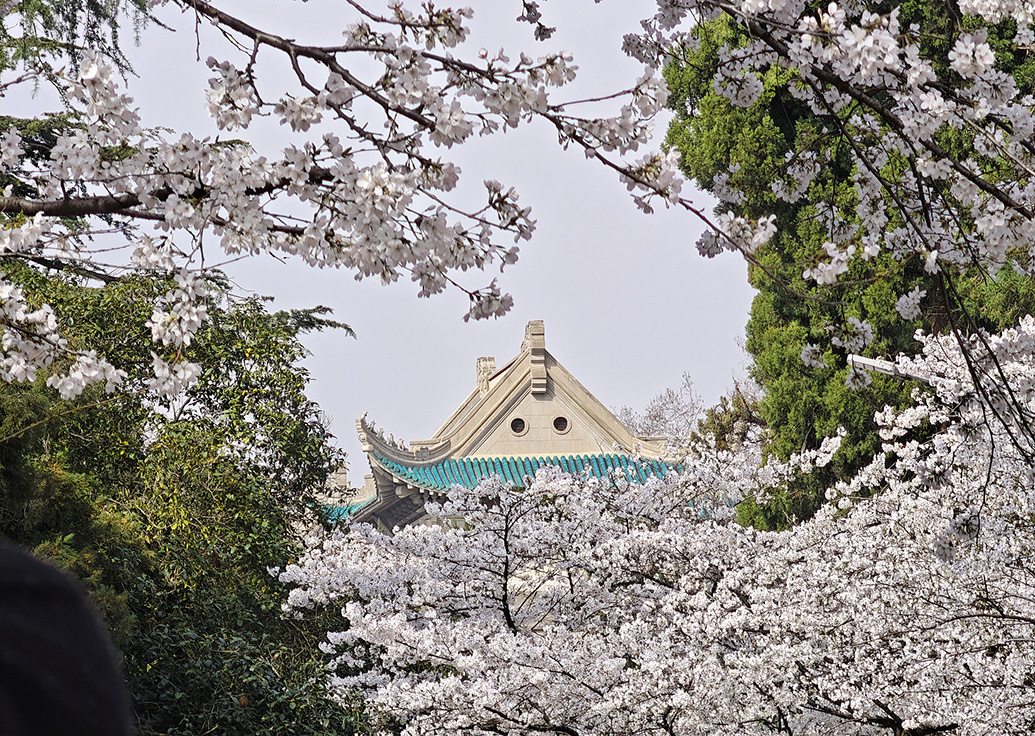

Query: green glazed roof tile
458 460 473 487
373 452 679 494
329 454 684 521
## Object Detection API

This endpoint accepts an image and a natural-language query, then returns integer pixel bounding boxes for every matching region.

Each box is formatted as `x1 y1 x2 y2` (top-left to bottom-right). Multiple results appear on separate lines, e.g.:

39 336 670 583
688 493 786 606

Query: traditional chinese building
343 320 678 529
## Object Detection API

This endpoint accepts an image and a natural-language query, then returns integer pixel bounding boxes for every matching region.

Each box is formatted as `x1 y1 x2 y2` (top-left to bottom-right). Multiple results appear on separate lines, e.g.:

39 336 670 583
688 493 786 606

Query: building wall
467 387 612 457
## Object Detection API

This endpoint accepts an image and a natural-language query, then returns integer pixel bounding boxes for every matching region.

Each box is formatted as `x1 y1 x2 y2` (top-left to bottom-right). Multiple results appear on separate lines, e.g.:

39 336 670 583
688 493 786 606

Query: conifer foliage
663 2 1035 526
0 269 358 735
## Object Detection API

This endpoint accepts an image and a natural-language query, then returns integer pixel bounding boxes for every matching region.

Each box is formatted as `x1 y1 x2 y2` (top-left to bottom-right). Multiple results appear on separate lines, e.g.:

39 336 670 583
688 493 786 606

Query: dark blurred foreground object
0 543 132 736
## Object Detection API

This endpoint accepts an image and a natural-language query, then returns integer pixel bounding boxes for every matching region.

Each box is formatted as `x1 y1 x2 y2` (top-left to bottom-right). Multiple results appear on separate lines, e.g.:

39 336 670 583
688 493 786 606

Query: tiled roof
323 501 372 522
374 453 679 492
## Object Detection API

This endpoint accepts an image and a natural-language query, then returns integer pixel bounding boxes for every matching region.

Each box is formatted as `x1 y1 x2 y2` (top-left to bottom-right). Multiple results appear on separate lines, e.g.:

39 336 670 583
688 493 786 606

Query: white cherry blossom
2 0 1035 418
283 317 1035 736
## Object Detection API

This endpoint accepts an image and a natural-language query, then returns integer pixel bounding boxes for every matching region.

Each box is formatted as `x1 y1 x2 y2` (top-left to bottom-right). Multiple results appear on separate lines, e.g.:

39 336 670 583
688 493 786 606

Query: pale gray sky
37 1 758 485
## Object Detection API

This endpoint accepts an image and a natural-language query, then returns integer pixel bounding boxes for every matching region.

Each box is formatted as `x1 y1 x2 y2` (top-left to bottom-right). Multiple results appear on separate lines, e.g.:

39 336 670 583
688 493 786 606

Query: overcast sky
29 1 757 486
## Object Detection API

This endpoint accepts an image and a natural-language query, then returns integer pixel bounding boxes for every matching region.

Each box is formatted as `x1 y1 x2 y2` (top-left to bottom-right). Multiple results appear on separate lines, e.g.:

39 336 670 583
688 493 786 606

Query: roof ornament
477 356 496 396
522 320 547 395
521 319 545 352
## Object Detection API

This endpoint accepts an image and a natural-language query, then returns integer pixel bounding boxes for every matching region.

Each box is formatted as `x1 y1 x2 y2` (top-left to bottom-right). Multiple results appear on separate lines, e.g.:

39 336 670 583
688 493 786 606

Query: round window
553 416 569 433
510 417 526 434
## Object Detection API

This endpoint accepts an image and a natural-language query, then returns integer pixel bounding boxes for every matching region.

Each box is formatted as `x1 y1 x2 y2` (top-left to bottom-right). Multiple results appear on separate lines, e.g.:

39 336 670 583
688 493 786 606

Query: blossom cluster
146 270 209 348
0 276 126 398
695 211 777 257
4 0 1035 408
1 2 679 400
283 317 1035 736
622 0 1035 374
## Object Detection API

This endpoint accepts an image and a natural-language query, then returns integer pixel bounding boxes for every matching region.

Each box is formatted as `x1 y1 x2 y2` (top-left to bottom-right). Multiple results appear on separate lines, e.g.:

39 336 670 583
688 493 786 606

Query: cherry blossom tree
3 0 1035 419
280 316 1035 736
617 372 703 450
1 0 674 401
278 3 1035 728
645 0 1035 455
5 2 1034 731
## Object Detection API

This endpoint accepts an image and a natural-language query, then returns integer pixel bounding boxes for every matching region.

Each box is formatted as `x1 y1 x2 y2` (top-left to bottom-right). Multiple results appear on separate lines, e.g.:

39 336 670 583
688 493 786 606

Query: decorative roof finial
522 320 547 395
521 319 545 353
477 356 496 395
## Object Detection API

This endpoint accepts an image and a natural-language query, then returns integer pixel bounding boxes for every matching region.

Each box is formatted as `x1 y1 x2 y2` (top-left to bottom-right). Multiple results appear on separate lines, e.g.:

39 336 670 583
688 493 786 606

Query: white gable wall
467 387 612 458
390 323 666 462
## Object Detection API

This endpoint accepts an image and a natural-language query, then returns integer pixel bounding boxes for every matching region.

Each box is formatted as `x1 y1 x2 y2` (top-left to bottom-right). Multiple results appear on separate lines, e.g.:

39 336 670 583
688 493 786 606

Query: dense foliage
663 4 1035 526
0 267 360 735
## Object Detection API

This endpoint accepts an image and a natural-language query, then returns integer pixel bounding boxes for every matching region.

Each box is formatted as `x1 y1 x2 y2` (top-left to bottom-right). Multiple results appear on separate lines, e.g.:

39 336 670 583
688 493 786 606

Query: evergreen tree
0 267 363 735
664 6 1035 527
